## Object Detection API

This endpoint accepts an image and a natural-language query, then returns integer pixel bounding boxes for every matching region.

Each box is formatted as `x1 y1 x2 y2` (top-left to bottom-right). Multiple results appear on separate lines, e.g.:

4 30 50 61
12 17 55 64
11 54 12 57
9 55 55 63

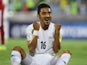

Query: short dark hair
37 3 51 14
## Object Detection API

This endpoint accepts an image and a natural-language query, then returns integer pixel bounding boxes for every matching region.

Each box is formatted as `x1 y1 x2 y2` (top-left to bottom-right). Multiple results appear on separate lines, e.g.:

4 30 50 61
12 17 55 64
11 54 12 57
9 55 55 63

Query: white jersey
26 22 55 55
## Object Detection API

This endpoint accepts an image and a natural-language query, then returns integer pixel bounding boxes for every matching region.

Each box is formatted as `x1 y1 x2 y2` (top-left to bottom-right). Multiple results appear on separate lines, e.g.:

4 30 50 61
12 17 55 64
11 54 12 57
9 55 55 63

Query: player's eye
41 12 46 15
48 12 51 14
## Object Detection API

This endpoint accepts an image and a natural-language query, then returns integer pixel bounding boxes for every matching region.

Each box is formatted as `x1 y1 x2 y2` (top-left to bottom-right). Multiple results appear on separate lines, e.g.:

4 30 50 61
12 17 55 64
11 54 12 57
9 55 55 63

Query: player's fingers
54 24 61 30
33 22 39 30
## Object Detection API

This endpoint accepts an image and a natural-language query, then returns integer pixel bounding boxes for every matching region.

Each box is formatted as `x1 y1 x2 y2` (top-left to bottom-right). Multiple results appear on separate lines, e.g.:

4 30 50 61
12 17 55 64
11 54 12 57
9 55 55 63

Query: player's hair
37 3 51 14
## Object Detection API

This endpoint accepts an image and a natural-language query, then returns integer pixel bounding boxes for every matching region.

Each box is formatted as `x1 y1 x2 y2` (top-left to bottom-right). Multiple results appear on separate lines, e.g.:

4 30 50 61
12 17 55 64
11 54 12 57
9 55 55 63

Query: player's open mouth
45 17 50 21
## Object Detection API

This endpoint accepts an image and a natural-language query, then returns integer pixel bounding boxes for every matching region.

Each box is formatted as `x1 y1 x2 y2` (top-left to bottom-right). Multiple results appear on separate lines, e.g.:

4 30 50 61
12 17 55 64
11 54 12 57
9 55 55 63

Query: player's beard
43 17 51 30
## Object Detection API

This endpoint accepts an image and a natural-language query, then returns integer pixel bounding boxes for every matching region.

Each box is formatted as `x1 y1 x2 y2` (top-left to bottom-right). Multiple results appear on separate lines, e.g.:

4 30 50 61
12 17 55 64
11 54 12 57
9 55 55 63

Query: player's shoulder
49 23 55 31
26 21 40 30
26 23 33 31
50 23 61 28
25 23 34 34
50 22 55 26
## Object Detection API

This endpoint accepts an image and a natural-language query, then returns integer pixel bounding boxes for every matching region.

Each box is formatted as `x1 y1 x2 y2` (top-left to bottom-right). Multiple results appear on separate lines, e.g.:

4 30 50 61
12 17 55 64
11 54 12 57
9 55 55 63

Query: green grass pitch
0 38 87 65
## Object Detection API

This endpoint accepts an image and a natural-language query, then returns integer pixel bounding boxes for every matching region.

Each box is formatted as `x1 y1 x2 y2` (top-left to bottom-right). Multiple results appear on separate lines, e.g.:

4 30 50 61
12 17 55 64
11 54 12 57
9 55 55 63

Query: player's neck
40 22 49 30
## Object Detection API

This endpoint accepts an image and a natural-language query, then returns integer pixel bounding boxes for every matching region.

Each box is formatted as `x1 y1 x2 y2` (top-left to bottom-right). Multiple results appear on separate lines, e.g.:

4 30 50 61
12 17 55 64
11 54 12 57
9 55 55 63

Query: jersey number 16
41 41 46 49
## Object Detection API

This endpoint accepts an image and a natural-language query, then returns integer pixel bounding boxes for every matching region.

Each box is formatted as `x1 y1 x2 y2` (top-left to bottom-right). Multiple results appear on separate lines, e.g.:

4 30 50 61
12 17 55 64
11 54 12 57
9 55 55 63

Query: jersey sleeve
25 24 33 41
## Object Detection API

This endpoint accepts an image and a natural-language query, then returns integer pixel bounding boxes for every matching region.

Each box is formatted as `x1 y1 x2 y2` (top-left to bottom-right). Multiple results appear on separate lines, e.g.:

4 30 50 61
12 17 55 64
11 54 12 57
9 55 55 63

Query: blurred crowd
7 0 87 16
2 0 87 39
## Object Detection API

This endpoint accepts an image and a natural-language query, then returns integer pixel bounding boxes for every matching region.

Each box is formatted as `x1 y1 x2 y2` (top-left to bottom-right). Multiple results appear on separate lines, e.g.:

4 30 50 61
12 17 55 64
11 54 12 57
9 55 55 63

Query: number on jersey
41 41 46 49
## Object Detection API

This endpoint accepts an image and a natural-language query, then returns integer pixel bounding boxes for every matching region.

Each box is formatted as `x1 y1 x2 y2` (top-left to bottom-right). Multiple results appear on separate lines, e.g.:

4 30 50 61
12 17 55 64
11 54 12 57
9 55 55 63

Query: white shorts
22 53 56 65
22 53 71 65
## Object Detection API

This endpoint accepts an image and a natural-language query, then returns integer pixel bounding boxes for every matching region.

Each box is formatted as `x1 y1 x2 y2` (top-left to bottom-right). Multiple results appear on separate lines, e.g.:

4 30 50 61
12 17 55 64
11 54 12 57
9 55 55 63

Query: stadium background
0 0 87 65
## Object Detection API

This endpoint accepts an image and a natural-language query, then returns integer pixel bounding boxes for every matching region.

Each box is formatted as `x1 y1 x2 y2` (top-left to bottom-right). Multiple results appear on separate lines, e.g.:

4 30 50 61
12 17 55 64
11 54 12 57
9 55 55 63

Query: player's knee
60 50 71 58
61 53 71 65
56 51 71 65
57 50 71 59
11 50 21 65
12 46 26 59
63 50 72 55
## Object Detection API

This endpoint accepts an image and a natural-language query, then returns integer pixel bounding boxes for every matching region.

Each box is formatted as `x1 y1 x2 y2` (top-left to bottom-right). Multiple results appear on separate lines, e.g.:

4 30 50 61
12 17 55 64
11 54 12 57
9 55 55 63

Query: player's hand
33 22 39 30
54 24 61 33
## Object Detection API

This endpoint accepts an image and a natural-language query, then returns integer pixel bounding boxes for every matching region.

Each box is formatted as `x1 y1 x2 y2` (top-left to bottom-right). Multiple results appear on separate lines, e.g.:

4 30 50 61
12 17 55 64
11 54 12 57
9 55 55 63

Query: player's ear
37 14 41 19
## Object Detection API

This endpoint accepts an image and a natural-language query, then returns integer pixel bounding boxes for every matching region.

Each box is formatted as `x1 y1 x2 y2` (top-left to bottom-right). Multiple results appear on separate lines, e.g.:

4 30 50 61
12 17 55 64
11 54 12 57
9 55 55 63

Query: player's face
38 8 52 26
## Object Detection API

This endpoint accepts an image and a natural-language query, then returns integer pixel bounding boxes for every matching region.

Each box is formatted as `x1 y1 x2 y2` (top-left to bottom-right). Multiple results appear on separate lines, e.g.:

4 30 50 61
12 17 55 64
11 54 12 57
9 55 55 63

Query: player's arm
28 22 39 53
53 24 61 53
28 36 38 53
